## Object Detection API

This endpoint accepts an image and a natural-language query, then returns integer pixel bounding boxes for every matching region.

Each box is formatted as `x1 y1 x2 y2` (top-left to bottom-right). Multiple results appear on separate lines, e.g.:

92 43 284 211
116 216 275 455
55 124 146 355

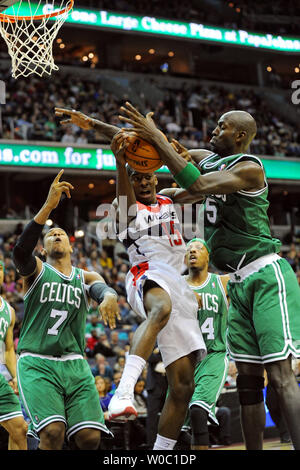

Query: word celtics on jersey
188 273 228 354
198 153 281 272
0 297 12 363
17 263 90 357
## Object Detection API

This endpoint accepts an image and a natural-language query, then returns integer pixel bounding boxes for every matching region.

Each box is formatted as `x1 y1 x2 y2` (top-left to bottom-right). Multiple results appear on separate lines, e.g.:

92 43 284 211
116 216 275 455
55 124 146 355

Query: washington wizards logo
218 164 226 171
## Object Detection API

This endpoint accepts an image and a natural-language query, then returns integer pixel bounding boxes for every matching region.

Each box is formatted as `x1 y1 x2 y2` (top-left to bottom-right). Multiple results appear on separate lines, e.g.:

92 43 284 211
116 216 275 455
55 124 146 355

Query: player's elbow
187 178 205 196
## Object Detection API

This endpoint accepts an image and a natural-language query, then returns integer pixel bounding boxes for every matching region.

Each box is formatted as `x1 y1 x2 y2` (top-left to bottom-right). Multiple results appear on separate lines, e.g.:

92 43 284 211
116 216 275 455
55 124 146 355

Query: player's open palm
55 107 93 130
99 293 121 329
119 101 158 144
46 170 74 210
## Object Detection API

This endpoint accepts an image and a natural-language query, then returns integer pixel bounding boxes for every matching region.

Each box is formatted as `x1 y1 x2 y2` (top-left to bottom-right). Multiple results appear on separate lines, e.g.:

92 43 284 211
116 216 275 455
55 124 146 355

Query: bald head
222 110 257 145
210 110 257 156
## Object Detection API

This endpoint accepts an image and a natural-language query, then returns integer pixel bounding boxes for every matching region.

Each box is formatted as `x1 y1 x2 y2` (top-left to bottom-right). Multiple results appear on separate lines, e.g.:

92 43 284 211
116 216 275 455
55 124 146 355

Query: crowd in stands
1 70 300 158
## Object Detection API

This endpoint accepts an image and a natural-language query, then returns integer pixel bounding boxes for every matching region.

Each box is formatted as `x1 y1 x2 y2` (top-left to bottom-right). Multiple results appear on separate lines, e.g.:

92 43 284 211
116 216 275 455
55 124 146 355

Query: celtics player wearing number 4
184 239 230 450
12 170 120 451
119 103 300 450
0 261 28 450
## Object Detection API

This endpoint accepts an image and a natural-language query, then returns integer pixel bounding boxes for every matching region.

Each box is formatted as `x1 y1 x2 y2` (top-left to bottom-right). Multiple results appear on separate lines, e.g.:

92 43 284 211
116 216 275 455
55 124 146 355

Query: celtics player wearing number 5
120 103 300 450
184 238 229 450
12 170 120 451
0 261 28 450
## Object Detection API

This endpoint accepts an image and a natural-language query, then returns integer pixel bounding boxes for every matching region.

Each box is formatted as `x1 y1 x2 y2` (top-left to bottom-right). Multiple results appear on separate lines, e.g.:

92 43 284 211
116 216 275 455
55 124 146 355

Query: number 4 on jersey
201 317 215 340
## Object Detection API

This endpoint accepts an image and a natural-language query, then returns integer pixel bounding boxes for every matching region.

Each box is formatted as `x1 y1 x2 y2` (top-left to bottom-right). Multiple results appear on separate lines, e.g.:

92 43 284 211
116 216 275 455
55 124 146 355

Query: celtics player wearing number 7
118 102 300 451
0 261 28 450
12 170 120 450
184 238 230 450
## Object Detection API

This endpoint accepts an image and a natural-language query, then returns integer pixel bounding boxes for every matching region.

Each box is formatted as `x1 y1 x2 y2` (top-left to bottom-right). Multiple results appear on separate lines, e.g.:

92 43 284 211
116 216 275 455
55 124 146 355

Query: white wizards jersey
118 194 186 271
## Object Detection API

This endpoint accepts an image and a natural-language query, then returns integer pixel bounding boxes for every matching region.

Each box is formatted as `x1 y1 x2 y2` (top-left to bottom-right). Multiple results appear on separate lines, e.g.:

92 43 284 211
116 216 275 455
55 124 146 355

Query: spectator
99 250 114 270
85 314 105 338
225 361 238 387
95 375 114 417
91 353 114 380
113 355 126 373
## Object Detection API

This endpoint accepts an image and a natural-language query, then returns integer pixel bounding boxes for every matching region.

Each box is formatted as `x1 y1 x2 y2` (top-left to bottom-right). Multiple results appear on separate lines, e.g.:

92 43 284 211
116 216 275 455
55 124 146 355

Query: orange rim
0 0 73 22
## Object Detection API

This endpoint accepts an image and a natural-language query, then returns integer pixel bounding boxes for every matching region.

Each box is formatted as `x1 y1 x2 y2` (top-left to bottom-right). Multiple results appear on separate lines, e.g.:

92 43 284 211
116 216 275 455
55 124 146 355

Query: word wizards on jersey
117 194 186 271
198 153 281 273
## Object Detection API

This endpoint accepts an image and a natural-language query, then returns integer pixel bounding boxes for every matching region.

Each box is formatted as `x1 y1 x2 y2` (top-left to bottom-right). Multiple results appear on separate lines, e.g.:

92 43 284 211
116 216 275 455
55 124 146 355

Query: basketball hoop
0 0 74 78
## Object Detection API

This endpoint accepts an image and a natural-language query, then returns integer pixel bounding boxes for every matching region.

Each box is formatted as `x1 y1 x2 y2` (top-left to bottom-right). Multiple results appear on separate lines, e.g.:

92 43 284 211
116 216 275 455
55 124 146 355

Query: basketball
124 135 164 173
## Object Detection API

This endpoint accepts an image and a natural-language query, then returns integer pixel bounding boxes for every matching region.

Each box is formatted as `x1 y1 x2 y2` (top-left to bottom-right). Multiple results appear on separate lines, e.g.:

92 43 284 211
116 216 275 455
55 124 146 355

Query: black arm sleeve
88 282 117 303
12 219 44 276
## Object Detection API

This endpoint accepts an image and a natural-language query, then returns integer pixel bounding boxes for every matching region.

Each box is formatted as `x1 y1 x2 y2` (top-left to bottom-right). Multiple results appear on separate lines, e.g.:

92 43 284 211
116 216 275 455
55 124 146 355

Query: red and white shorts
126 261 206 368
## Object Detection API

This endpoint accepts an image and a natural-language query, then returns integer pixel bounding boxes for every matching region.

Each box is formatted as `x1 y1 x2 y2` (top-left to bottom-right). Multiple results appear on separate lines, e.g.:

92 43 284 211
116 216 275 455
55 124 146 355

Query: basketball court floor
211 438 293 450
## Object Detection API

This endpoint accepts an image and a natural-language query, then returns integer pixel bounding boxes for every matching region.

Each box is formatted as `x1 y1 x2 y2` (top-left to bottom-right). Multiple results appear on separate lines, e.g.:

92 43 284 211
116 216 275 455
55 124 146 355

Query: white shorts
126 261 207 368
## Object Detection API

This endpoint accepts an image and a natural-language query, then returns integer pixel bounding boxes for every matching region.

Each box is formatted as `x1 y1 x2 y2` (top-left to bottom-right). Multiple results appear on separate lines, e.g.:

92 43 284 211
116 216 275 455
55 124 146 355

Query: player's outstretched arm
119 102 213 177
13 170 74 282
171 138 213 166
111 132 137 223
159 187 205 204
84 271 120 329
119 103 264 196
55 107 120 140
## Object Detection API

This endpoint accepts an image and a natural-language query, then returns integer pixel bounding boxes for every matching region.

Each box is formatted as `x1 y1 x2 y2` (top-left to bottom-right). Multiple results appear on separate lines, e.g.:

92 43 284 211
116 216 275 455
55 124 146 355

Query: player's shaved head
210 109 257 156
222 110 257 145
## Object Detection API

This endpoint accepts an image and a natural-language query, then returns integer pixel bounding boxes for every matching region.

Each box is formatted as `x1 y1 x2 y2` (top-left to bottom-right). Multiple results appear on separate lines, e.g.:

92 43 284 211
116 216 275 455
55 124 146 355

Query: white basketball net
0 0 73 78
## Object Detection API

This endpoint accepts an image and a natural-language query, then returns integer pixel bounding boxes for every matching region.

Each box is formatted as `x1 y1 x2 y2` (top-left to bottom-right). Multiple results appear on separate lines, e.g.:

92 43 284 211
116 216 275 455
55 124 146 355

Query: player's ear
41 248 47 257
154 175 158 186
236 130 246 143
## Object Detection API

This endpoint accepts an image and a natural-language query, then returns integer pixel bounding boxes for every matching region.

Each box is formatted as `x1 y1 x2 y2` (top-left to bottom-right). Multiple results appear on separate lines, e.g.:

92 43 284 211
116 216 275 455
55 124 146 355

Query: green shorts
188 351 229 424
17 354 111 440
0 373 23 422
227 257 300 364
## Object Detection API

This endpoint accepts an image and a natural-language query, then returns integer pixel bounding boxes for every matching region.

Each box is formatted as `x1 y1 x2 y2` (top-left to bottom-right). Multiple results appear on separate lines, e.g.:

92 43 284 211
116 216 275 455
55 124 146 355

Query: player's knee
40 422 65 449
171 377 194 403
266 360 295 393
236 374 264 406
9 419 27 442
190 406 209 446
74 428 101 450
148 299 171 330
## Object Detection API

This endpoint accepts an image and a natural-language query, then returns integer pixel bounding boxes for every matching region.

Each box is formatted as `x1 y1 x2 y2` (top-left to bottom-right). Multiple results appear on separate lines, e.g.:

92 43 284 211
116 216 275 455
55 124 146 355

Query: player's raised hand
171 139 192 162
119 101 159 144
110 131 129 166
99 292 121 329
55 107 94 130
45 170 74 210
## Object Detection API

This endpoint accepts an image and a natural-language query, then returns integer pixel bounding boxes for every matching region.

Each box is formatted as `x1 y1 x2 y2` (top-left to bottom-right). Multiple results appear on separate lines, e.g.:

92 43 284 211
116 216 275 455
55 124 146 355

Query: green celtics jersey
187 273 228 354
17 263 90 357
0 297 12 363
198 153 281 272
